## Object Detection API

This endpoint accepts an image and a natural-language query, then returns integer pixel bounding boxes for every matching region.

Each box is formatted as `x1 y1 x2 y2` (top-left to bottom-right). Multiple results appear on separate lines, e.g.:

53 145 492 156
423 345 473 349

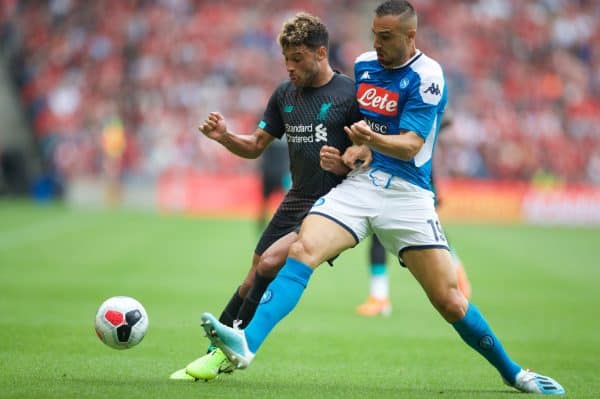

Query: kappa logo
360 71 371 80
424 83 441 96
315 123 328 142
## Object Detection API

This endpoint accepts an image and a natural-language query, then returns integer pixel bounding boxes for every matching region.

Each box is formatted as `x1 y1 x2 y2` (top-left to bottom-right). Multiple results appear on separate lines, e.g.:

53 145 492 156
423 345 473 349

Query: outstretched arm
199 112 275 159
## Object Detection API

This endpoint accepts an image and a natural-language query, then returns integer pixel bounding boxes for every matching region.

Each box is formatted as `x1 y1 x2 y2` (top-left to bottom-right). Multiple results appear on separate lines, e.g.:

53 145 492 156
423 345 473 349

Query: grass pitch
0 200 598 398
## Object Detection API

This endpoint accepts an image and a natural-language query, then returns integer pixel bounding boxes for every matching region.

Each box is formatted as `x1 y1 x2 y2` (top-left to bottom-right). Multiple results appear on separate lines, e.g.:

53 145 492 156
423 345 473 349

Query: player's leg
187 199 308 377
449 243 471 299
221 261 257 325
174 258 258 381
244 213 357 347
201 214 358 368
356 235 391 316
232 199 314 329
403 248 564 394
235 231 298 328
170 256 257 380
201 172 373 368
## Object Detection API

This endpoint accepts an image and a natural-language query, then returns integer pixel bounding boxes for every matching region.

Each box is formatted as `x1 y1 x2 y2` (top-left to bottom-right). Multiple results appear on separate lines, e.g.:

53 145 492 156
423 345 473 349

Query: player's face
372 14 415 68
282 45 322 88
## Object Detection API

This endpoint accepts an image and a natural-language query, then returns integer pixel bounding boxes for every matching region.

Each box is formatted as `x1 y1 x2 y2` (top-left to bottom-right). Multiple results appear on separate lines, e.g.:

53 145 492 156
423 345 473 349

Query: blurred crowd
1 0 599 185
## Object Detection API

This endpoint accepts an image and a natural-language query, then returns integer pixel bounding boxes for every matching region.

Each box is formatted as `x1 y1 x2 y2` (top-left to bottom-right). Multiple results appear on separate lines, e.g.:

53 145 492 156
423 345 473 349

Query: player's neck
311 65 335 88
392 47 418 68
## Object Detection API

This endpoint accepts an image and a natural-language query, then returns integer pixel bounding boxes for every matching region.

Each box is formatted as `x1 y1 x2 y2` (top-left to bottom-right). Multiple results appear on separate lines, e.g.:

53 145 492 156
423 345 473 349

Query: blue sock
370 263 387 275
244 258 313 353
452 303 521 384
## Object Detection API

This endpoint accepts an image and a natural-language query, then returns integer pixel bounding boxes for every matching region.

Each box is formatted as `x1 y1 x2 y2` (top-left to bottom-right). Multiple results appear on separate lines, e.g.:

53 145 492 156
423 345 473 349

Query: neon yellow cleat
168 368 197 381
185 348 235 381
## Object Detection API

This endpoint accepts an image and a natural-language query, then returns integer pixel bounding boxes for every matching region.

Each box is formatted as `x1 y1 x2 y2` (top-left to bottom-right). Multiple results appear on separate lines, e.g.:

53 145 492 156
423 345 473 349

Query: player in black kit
170 12 364 381
257 140 290 232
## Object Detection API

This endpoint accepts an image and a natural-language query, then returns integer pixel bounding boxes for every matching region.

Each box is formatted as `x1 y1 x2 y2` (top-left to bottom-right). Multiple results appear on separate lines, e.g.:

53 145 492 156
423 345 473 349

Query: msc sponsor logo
365 118 388 134
357 83 399 116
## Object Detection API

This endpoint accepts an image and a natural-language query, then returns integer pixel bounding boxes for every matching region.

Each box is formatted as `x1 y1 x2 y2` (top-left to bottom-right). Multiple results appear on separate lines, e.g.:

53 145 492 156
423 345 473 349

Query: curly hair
278 12 329 51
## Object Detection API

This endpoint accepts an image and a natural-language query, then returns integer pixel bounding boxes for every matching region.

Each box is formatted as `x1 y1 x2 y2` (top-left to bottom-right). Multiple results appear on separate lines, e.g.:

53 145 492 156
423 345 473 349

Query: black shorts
254 193 316 256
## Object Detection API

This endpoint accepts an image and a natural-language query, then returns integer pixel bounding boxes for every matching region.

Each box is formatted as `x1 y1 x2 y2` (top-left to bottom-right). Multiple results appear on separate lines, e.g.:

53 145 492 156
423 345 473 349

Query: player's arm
344 121 423 161
320 144 373 175
320 145 351 176
199 112 275 159
341 144 372 170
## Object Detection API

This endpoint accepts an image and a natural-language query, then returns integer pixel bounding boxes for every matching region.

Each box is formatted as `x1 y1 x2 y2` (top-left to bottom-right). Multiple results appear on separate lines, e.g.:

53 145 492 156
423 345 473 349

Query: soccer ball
94 296 149 350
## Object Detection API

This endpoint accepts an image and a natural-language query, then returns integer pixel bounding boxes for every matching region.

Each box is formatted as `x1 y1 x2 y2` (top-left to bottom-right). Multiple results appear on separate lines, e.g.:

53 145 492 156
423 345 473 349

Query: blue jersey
354 50 447 192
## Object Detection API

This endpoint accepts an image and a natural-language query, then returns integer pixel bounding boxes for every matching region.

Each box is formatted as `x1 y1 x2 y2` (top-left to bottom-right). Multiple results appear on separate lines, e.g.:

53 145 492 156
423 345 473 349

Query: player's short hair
278 12 329 51
375 0 416 20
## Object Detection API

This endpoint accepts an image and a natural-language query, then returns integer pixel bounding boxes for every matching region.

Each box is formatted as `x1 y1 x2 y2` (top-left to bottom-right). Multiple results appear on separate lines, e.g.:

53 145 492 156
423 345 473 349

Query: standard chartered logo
315 124 327 142
285 123 328 143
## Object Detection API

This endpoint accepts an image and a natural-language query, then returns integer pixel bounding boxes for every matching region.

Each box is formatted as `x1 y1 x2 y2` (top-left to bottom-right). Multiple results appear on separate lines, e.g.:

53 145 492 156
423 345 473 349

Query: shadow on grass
21 372 524 399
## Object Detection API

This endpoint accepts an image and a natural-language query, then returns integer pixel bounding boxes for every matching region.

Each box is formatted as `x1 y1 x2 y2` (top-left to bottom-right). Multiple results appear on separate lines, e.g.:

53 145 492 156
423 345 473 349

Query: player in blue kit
199 1 565 395
356 113 472 317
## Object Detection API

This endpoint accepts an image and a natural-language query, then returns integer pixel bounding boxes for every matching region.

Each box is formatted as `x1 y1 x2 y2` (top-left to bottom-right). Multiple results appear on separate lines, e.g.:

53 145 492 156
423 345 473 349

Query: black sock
218 287 243 327
235 272 274 328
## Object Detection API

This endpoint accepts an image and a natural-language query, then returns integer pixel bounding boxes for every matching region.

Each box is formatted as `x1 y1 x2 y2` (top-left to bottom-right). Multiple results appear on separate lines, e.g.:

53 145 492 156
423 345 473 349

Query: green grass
0 200 598 398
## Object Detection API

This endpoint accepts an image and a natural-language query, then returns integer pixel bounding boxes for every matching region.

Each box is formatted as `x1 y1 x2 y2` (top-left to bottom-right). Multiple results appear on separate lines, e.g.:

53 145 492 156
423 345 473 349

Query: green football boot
168 368 197 381
185 348 235 381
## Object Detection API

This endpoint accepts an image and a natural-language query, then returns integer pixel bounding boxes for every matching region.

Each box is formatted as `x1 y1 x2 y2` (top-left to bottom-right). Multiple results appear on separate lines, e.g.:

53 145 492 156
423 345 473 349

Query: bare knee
288 238 321 267
256 252 285 278
431 288 468 323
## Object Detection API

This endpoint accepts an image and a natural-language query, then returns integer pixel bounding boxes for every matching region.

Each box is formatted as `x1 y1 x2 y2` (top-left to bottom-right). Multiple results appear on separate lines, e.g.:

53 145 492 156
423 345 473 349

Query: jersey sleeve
399 73 445 139
257 85 285 139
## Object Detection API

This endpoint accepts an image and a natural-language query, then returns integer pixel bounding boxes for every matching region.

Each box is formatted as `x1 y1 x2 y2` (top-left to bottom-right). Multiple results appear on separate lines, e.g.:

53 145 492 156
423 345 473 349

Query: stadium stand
1 0 598 189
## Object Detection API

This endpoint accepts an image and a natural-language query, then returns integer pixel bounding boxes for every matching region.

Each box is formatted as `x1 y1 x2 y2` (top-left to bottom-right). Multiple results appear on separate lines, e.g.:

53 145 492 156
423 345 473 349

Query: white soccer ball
94 296 149 350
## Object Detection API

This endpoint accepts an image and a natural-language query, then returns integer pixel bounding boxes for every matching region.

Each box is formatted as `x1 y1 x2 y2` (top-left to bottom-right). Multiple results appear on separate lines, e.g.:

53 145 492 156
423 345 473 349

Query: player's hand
199 112 227 142
320 145 350 176
342 145 372 170
344 120 376 146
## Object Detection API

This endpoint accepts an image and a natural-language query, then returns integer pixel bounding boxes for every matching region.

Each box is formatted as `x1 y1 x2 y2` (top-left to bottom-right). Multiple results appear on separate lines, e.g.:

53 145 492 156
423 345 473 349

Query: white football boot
200 312 255 369
507 369 565 395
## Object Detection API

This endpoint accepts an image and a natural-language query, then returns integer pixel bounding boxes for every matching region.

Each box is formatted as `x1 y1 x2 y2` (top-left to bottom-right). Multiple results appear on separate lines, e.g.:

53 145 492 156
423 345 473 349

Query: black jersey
259 72 361 200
